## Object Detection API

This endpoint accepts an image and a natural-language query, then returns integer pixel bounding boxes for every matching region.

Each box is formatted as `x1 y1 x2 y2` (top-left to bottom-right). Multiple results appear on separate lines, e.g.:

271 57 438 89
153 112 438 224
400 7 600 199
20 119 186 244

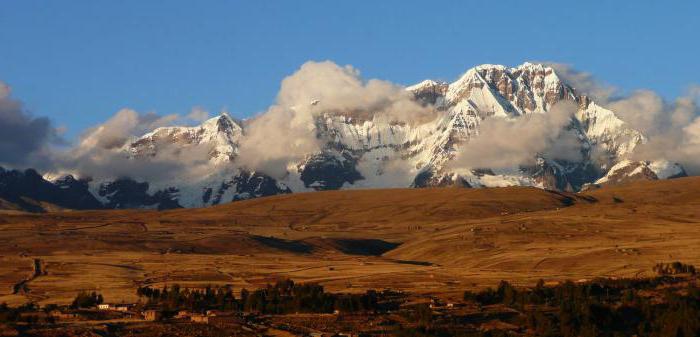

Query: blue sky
1 1 698 139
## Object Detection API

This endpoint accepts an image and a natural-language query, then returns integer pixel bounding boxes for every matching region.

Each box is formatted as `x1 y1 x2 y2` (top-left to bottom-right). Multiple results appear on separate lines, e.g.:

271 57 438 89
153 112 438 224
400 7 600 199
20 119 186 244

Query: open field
1 178 700 306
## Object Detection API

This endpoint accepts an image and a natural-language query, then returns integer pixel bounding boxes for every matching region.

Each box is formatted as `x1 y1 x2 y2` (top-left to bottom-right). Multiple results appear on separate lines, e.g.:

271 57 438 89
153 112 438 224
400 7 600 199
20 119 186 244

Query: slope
1 179 699 306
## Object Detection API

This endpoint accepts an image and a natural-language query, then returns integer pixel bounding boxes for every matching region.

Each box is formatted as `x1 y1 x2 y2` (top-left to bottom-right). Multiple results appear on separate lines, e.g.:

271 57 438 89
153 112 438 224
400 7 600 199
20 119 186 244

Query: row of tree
461 271 699 336
136 279 385 314
70 291 104 309
653 261 697 276
0 302 62 325
137 284 238 312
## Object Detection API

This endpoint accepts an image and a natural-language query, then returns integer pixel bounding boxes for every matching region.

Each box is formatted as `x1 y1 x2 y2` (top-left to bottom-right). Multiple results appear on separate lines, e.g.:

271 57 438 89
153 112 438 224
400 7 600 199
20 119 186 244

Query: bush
70 291 103 309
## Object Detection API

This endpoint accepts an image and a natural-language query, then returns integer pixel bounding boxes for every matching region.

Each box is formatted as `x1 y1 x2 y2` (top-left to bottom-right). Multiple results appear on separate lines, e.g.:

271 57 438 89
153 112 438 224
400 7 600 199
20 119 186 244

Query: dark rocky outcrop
0 167 102 211
231 171 292 201
300 152 363 190
98 178 181 210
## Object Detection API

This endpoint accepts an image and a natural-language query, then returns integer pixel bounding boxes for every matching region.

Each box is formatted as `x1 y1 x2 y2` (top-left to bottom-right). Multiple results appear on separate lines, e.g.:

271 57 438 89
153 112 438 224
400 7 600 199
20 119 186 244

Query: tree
70 291 103 309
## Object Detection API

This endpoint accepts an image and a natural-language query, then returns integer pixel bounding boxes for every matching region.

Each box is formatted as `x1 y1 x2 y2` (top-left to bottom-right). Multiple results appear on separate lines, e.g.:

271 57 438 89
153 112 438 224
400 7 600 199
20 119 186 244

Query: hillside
1 178 699 306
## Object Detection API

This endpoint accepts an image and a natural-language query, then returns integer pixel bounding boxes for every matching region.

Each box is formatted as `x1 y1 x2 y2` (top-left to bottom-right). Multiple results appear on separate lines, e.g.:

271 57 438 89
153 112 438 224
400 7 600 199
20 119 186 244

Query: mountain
125 112 243 164
583 159 686 190
8 62 686 210
0 167 102 212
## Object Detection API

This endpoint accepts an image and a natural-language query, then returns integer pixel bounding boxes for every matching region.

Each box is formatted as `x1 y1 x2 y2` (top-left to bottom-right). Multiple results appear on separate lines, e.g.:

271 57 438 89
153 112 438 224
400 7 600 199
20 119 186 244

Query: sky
1 1 699 140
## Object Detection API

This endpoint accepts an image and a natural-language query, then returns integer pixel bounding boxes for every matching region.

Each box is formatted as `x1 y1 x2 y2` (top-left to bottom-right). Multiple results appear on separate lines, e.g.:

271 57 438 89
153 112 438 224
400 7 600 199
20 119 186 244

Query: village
1 263 700 336
0 281 517 337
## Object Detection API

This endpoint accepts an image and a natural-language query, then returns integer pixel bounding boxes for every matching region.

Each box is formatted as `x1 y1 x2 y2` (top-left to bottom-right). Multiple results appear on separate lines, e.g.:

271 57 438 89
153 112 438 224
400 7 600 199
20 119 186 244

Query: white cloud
450 101 581 169
236 60 436 178
50 107 219 183
187 106 210 123
546 62 616 102
550 63 700 174
5 60 700 185
0 81 58 168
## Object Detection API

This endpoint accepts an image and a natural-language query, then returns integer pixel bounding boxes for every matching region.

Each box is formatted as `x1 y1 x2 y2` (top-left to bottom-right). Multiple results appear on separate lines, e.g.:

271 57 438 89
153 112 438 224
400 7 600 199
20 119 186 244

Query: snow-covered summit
589 159 686 188
125 113 243 164
405 79 447 92
441 63 573 116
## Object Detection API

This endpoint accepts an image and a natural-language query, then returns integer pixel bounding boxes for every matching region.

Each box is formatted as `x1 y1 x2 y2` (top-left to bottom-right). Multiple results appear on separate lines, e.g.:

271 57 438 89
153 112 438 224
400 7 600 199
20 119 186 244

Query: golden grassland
2 178 700 306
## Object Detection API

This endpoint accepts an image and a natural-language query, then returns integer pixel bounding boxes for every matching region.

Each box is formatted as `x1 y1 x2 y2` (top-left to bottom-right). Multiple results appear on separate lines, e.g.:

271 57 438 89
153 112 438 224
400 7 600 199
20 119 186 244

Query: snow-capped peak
200 112 242 137
405 79 447 92
125 112 243 164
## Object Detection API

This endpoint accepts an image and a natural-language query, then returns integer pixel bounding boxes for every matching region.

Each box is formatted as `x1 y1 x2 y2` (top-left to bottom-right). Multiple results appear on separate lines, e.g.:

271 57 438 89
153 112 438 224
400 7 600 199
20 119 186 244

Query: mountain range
0 63 687 211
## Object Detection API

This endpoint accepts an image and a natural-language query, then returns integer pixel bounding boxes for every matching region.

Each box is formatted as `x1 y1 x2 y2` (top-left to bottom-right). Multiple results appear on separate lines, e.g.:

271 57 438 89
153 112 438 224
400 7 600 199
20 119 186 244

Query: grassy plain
2 178 700 305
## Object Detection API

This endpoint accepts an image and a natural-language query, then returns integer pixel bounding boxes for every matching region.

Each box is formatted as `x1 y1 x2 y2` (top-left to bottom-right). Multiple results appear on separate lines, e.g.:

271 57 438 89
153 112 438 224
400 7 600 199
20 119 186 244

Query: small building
175 310 191 319
99 303 135 312
208 315 244 328
49 310 80 320
446 302 465 309
206 310 225 316
191 313 209 323
429 297 445 308
143 310 161 321
114 304 134 312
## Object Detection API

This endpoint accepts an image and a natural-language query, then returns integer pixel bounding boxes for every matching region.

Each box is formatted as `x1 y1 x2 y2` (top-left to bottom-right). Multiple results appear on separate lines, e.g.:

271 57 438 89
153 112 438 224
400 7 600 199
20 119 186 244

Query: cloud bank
50 108 218 183
620 88 700 174
2 60 700 184
451 101 582 169
0 81 59 169
550 63 700 174
236 60 436 178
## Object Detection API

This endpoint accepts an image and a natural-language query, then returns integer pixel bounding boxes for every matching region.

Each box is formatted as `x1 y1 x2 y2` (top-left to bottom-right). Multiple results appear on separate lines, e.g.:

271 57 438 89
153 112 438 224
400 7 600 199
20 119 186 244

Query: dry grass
1 178 700 305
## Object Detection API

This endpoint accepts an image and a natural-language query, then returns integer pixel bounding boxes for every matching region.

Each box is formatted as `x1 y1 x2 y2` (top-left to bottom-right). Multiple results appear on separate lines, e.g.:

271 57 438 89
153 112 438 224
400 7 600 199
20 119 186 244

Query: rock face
6 62 687 210
299 152 363 190
98 179 181 210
